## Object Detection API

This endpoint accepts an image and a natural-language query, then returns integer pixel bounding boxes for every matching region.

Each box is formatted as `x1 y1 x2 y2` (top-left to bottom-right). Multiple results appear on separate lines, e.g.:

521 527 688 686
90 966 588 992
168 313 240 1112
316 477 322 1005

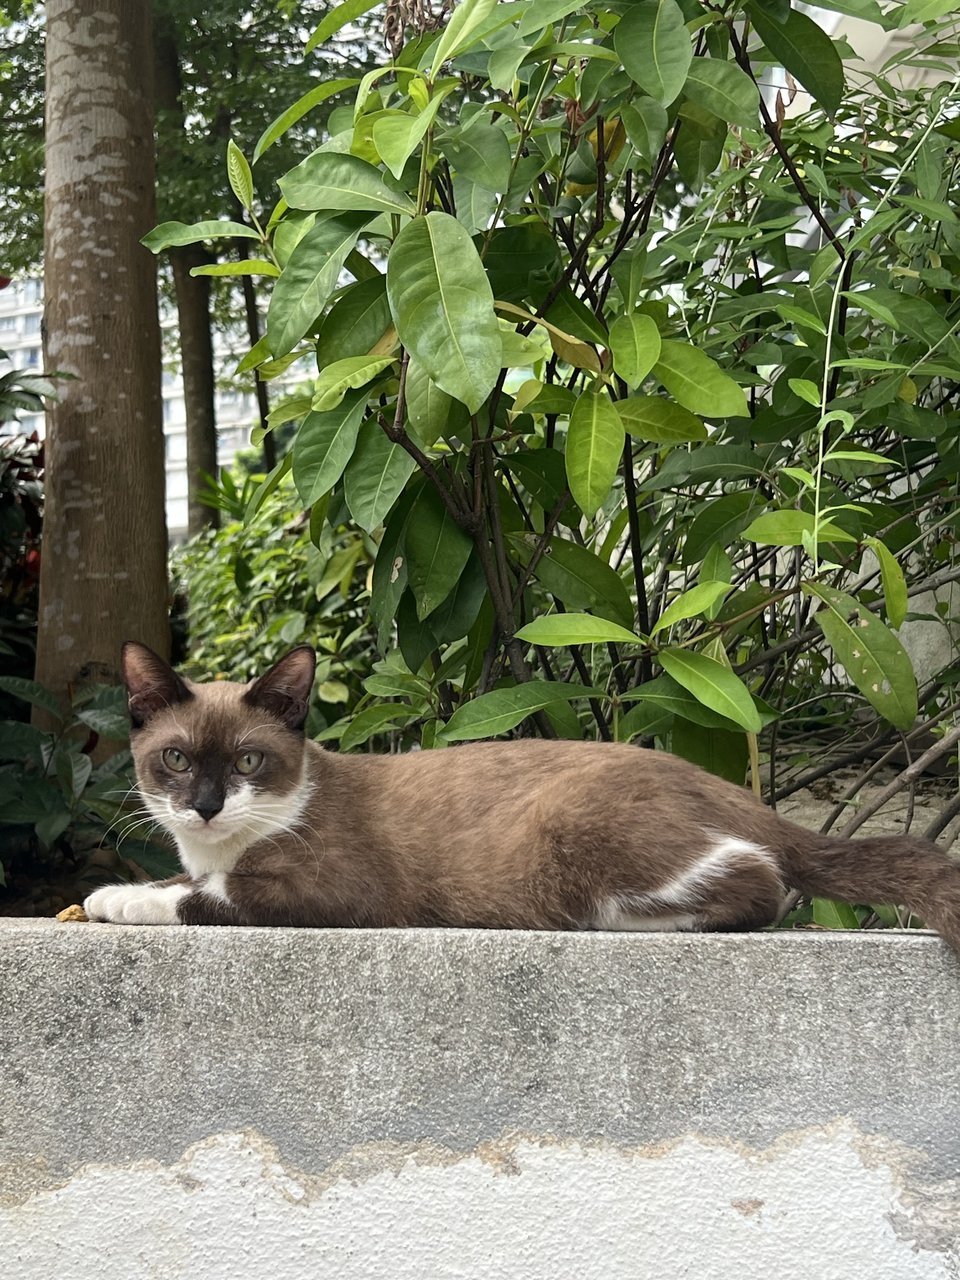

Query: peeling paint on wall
4 1123 959 1280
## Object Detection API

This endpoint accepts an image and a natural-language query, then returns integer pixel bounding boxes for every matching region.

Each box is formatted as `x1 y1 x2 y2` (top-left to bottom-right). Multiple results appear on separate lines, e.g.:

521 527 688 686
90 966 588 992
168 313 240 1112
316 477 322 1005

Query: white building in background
0 277 257 539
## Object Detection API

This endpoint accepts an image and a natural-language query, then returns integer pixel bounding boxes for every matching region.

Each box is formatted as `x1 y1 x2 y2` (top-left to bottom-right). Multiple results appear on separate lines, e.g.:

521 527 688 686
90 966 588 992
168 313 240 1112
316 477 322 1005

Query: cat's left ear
243 646 316 732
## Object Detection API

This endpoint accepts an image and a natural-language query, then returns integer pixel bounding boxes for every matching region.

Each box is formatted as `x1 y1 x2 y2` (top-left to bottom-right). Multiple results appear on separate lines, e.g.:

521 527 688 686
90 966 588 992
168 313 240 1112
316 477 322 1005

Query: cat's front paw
83 882 190 925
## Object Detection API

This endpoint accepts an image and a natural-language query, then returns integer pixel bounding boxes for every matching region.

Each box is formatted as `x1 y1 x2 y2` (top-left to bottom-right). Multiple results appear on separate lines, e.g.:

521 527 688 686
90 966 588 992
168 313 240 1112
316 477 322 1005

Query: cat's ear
243 646 316 732
121 641 193 729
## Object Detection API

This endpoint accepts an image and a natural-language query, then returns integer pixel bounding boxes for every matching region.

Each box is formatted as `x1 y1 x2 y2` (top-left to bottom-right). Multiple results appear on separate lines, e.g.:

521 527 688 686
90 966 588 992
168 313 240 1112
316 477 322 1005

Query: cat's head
121 643 316 849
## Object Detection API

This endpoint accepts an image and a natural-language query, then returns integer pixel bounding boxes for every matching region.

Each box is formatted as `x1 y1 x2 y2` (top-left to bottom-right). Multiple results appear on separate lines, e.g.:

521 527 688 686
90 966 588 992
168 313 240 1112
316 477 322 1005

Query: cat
83 641 960 947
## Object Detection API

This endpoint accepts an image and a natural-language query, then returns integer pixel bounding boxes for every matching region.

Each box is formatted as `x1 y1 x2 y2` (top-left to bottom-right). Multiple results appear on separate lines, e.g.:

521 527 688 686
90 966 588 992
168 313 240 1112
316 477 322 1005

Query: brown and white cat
84 641 960 947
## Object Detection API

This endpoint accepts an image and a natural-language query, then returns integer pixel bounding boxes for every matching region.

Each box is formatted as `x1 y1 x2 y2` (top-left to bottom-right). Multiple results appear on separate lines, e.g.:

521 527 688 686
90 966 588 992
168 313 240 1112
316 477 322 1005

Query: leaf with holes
802 583 917 730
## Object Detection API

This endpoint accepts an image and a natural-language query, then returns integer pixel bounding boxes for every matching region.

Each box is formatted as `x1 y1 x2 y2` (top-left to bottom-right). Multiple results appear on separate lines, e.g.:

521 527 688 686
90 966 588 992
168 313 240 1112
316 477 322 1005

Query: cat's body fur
85 643 960 947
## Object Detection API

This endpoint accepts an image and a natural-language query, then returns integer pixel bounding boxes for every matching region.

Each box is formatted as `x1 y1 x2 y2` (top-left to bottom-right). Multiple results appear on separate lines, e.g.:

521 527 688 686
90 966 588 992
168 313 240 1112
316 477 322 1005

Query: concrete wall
3 919 960 1278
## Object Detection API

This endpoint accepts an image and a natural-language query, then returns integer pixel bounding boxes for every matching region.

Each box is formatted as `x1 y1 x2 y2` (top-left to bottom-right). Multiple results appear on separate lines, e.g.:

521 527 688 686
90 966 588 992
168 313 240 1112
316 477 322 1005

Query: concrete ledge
3 921 960 1278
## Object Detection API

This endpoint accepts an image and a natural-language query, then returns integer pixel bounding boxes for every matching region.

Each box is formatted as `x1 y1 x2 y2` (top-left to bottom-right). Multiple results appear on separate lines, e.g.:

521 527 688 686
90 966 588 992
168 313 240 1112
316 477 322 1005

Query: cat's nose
194 800 223 822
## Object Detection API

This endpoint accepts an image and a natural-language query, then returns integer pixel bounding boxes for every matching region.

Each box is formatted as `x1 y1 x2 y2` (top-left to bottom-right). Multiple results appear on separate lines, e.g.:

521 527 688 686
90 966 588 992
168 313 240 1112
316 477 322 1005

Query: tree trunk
170 244 219 534
154 13 219 535
36 0 170 708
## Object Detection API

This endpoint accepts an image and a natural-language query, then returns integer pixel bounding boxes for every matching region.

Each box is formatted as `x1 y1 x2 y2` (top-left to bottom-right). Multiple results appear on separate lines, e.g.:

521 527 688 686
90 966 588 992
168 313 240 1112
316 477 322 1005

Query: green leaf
675 103 727 190
865 537 908 630
441 118 513 192
743 509 855 548
429 0 499 72
515 614 641 646
682 58 760 131
279 151 416 217
747 4 844 116
35 810 72 851
405 355 462 447
802 583 918 730
614 0 693 106
227 139 254 211
339 704 419 752
0 677 63 719
190 259 280 278
901 0 960 23
403 482 474 620
671 719 748 786
344 424 417 533
316 275 393 367
614 395 707 444
266 212 369 357
312 356 395 412
55 749 93 801
509 534 635 630
812 898 862 930
292 390 368 505
682 491 761 565
565 391 625 517
74 704 130 739
373 96 447 179
423 551 488 645
253 80 359 164
140 220 260 253
439 680 599 743
387 212 502 413
658 649 762 733
651 581 731 636
620 100 668 167
652 340 749 418
608 313 662 390
620 673 744 731
306 0 381 53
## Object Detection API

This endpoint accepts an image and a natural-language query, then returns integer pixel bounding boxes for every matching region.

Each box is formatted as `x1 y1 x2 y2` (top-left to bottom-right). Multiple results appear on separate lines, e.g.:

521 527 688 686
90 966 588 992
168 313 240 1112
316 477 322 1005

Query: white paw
83 882 190 925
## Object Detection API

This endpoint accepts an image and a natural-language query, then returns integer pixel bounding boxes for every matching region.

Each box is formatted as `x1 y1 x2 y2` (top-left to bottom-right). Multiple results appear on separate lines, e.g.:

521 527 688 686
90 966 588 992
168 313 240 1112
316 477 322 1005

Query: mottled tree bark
36 0 170 708
154 15 219 535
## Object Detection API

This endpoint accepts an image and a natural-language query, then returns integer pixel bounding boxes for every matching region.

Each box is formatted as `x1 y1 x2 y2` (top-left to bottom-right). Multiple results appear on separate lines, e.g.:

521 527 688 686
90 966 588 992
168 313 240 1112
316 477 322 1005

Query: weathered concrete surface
2 921 960 1278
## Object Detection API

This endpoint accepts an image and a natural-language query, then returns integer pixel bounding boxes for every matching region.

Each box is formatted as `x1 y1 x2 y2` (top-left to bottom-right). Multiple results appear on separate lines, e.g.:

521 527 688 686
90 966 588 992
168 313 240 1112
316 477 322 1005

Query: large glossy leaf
614 0 693 106
658 649 762 733
509 534 634 630
0 677 63 719
424 551 488 645
747 4 844 116
620 100 669 167
316 275 392 366
292 390 368 505
439 680 599 743
609 313 661 389
279 151 416 217
620 673 743 731
565 391 625 517
674 103 728 190
515 614 641 646
266 212 369 357
343 423 417 532
403 481 474 620
615 395 707 444
370 485 420 650
373 95 448 179
682 58 760 131
671 719 748 786
441 119 513 192
652 340 749 418
802 583 918 730
387 212 502 413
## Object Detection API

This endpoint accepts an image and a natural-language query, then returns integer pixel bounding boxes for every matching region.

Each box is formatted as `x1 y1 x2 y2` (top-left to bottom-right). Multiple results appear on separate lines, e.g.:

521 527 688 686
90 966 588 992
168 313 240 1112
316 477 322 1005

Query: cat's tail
782 831 960 949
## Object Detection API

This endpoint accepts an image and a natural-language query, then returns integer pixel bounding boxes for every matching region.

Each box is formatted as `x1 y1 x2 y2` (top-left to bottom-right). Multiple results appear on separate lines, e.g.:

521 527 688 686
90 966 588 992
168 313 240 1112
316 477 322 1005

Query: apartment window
23 313 41 334
0 316 17 332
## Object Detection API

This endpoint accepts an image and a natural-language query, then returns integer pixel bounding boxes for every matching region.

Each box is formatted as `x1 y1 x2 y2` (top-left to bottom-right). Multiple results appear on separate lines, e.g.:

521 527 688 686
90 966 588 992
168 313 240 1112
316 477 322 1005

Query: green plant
0 677 176 895
152 1 960 920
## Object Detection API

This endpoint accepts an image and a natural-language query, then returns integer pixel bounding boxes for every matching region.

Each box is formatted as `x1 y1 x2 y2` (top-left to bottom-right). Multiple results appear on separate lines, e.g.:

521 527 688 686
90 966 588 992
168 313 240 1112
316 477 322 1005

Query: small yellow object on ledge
55 904 89 923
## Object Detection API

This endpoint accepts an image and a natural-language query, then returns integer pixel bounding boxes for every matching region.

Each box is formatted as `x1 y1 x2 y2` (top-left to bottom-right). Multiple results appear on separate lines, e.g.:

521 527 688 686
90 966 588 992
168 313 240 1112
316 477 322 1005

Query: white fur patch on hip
592 835 777 932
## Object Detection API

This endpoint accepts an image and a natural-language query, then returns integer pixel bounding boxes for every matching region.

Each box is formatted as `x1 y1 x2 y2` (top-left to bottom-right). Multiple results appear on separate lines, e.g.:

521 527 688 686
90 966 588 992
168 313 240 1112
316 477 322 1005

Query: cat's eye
162 748 190 773
235 750 264 775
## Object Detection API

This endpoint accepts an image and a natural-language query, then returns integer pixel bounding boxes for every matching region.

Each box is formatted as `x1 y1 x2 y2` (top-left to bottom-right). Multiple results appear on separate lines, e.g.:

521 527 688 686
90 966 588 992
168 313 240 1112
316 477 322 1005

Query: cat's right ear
121 641 193 729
